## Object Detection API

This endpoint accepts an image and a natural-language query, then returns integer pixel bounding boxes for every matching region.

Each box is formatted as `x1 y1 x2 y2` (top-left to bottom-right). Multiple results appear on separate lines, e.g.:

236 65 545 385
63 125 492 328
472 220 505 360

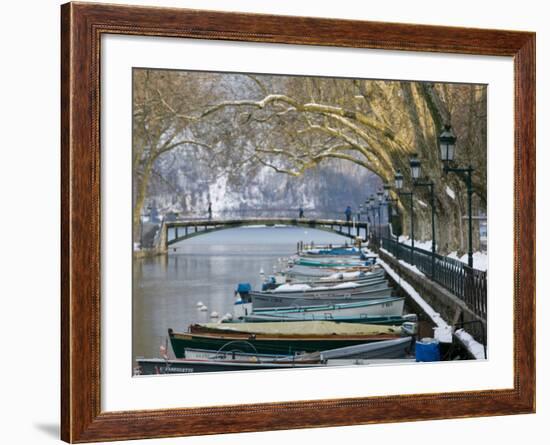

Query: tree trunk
133 157 154 244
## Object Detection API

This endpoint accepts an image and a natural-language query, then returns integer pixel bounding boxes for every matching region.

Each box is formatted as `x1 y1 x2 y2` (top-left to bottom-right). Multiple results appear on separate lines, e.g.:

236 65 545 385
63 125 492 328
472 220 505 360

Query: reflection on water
133 226 350 362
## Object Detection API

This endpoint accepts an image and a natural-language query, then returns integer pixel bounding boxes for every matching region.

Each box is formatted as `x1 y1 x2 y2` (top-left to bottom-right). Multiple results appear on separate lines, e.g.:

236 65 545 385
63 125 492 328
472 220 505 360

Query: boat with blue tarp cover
293 257 376 268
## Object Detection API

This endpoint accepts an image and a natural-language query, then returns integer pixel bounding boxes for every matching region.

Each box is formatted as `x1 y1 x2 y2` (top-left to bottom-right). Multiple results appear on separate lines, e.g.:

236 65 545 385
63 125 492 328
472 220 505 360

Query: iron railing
377 235 487 320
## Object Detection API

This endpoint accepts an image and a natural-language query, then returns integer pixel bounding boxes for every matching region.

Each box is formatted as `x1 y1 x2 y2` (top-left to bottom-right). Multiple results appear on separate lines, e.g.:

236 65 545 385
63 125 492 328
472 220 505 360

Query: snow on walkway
454 329 486 359
378 258 486 359
380 248 425 277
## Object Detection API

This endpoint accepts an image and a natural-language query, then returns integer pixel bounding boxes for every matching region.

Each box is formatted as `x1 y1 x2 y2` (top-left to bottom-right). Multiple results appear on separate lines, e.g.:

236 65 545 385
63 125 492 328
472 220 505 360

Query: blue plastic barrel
236 283 252 294
415 338 440 362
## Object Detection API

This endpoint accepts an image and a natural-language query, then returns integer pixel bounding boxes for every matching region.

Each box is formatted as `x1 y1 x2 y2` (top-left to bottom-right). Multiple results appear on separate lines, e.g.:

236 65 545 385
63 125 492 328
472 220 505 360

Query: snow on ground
382 248 427 277
446 186 456 200
447 251 488 271
395 237 487 271
379 259 452 343
397 236 434 251
455 329 486 359
379 259 484 358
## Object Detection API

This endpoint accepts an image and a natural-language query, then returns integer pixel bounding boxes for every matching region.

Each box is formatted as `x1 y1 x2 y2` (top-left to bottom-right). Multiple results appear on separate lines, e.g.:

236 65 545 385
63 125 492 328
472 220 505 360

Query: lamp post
383 183 399 239
364 199 371 237
376 188 385 237
365 197 374 233
395 169 414 264
376 193 384 241
410 153 436 277
439 124 474 268
367 195 373 225
368 195 378 239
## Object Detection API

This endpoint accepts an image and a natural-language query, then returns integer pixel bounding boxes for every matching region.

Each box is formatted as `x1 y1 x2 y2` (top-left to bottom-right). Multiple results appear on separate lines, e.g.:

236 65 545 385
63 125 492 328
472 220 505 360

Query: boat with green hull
168 326 402 357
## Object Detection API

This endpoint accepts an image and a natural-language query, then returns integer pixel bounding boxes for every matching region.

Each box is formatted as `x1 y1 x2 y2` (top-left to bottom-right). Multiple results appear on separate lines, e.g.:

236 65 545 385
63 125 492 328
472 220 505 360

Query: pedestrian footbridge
161 218 370 249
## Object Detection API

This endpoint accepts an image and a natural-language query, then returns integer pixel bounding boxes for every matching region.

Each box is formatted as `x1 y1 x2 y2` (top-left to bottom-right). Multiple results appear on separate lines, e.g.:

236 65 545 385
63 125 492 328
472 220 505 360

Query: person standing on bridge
207 201 212 220
298 207 304 218
345 205 352 222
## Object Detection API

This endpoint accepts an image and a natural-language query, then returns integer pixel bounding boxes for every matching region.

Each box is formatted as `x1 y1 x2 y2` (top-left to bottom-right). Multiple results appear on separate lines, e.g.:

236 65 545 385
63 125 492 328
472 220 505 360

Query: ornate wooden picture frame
61 2 535 442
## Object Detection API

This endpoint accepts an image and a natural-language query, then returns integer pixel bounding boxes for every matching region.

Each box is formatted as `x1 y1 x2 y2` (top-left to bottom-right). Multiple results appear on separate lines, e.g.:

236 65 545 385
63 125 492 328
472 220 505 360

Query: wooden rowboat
247 285 394 308
135 357 416 374
239 312 411 324
138 337 415 374
191 320 402 336
168 325 402 357
245 297 406 319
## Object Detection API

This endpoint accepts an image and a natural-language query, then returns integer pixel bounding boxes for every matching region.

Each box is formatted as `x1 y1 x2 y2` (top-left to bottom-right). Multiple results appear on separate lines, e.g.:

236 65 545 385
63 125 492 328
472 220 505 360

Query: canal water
133 226 351 363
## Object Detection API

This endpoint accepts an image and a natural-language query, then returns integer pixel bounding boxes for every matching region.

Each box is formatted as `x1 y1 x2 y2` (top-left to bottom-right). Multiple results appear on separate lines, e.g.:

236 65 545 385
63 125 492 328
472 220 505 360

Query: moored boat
284 264 380 278
246 285 394 308
238 311 411 325
190 320 402 336
183 347 292 362
258 279 389 296
168 325 402 357
246 297 406 318
300 246 362 256
262 269 385 290
184 336 414 361
136 356 416 374
293 258 375 268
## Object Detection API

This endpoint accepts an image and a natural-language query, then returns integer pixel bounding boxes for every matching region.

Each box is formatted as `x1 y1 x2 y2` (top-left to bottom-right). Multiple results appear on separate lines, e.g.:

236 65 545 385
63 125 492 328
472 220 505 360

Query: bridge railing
379 236 487 320
165 209 369 222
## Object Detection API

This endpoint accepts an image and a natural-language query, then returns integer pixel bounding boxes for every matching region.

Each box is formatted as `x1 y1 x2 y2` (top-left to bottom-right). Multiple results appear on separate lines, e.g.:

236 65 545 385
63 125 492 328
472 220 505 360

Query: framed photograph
61 2 535 442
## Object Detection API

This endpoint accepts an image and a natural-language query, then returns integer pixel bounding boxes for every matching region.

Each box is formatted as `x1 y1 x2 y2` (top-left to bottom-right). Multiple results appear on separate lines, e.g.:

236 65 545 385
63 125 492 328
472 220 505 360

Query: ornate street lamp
394 170 414 264
383 183 391 199
410 153 422 180
394 170 404 190
439 124 456 164
439 124 474 268
409 154 436 277
377 188 384 202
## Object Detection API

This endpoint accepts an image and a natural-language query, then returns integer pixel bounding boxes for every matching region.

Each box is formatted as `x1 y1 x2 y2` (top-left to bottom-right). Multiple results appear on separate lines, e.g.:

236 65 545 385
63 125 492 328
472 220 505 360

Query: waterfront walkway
149 218 487 353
